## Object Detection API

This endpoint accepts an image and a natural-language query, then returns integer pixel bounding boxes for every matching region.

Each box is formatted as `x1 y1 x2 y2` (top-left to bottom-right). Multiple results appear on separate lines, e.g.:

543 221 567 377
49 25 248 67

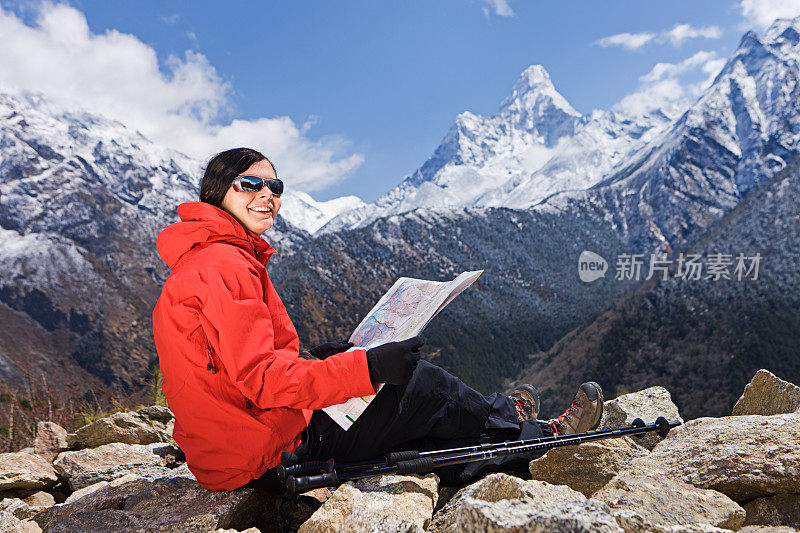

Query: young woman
152 147 603 491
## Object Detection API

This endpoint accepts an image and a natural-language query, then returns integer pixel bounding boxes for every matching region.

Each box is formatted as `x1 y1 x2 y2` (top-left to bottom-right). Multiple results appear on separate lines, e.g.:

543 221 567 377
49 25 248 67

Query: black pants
250 361 545 490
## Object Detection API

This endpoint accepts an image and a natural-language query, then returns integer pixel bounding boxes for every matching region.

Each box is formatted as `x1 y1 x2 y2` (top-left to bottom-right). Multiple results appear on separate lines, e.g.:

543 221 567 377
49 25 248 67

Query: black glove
366 336 425 385
307 340 353 360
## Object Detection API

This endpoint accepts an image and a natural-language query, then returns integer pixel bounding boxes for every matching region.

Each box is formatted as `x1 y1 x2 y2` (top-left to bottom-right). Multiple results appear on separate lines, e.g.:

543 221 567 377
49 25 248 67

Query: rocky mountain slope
2 369 799 531
513 155 800 420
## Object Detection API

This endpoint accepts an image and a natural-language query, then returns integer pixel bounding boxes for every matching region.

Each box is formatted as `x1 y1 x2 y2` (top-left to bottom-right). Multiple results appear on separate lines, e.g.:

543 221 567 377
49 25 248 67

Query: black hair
199 147 276 207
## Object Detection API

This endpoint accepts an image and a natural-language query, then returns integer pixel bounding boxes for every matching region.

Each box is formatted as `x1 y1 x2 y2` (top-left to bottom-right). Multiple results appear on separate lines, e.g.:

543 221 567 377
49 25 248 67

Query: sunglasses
232 175 284 196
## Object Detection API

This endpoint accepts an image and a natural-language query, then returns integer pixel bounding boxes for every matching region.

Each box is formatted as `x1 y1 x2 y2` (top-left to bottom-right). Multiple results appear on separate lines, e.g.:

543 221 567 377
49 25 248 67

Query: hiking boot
510 384 540 422
550 382 603 435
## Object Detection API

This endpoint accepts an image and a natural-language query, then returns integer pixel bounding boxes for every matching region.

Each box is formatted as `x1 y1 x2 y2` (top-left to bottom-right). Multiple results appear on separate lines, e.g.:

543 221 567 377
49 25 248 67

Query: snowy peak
500 65 578 118
763 15 800 53
279 191 365 234
498 65 581 146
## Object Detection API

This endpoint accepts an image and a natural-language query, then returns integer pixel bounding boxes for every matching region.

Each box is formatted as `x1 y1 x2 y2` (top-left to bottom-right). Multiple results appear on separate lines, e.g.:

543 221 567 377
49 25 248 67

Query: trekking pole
285 416 680 496
279 416 652 483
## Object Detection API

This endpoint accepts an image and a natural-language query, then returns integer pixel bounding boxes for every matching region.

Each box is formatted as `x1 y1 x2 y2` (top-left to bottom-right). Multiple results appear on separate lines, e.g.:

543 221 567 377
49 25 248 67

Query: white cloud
594 32 655 50
595 24 722 50
740 0 800 29
614 50 725 116
482 0 515 18
665 24 722 45
640 50 717 83
0 3 362 192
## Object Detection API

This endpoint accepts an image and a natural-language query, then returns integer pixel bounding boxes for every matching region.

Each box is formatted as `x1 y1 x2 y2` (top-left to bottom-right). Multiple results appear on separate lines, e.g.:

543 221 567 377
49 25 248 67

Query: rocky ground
1 369 799 532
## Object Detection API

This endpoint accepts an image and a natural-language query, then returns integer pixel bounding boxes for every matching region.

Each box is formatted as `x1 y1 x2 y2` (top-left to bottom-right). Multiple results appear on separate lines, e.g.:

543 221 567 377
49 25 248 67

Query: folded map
322 270 484 430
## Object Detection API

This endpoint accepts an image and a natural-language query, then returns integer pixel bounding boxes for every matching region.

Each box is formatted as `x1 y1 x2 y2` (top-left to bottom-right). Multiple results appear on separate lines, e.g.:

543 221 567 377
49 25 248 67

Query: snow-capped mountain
0 88 362 392
541 15 800 249
322 65 684 233
279 191 366 234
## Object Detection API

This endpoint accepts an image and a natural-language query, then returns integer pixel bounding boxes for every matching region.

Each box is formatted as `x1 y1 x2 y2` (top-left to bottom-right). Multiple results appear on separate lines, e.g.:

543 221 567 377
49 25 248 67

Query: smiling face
220 159 282 235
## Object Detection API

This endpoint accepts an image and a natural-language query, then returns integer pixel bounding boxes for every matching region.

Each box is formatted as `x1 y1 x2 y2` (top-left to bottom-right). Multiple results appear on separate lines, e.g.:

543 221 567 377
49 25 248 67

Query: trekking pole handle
287 471 340 496
278 460 334 484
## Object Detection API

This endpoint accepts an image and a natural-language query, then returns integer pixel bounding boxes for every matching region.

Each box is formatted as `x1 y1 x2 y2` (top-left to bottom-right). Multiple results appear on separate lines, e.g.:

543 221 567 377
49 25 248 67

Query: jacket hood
157 202 275 269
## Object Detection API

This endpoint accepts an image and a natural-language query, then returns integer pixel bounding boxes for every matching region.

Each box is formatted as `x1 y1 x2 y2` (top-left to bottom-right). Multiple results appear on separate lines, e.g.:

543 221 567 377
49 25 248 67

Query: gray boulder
53 442 172 490
742 493 800 528
0 510 42 532
739 526 800 533
598 386 683 450
33 423 69 463
33 476 268 533
0 492 55 521
632 411 800 503
593 465 745 531
430 473 587 532
733 369 800 416
0 452 58 491
528 436 649 496
0 498 34 520
73 406 174 449
63 473 142 504
298 473 438 533
450 498 622 533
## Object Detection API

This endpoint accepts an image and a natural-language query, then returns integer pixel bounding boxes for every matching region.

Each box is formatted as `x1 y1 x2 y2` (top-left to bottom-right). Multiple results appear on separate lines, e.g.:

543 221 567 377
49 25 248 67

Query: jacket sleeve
196 263 376 410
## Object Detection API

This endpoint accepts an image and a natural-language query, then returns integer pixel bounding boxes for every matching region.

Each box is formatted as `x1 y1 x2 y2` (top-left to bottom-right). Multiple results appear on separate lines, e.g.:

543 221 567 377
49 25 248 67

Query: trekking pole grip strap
395 457 435 475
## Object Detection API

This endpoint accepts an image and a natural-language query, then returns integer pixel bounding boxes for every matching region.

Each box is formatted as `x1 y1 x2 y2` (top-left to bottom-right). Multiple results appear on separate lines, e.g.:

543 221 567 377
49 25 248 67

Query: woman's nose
257 189 275 200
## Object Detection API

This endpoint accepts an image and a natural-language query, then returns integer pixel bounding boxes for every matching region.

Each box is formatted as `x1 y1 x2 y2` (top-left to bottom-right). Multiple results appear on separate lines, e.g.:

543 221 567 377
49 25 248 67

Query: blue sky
0 1 796 201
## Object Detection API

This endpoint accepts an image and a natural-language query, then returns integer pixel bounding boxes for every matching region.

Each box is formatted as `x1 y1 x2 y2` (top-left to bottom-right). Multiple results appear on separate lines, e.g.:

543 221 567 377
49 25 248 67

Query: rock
593 465 745 531
145 442 183 467
451 498 622 532
742 493 800 528
33 423 69 463
527 436 649 496
215 529 260 533
430 473 586 532
1 492 56 521
22 492 55 513
74 407 174 449
136 406 174 425
739 526 800 533
0 498 34 520
299 473 438 533
0 510 42 533
254 489 331 533
643 525 734 532
631 411 800 503
33 476 268 532
168 464 197 481
53 442 172 490
64 473 142 504
0 452 59 491
598 386 683 450
733 369 800 416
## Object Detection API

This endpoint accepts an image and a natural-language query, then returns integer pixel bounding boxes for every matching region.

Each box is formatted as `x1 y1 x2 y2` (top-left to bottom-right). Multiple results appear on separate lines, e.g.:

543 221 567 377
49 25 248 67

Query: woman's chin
245 217 274 235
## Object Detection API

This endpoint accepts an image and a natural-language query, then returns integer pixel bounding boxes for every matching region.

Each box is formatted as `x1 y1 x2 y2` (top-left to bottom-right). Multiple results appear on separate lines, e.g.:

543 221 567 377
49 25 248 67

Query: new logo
578 251 608 283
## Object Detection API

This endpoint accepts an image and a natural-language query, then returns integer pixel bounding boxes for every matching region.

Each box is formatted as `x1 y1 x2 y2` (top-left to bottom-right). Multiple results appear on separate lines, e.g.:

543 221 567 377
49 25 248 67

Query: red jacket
152 202 375 491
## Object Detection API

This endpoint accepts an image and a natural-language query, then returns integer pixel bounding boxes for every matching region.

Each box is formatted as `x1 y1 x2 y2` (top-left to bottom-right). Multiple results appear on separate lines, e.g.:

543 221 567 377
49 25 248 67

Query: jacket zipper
205 344 216 374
